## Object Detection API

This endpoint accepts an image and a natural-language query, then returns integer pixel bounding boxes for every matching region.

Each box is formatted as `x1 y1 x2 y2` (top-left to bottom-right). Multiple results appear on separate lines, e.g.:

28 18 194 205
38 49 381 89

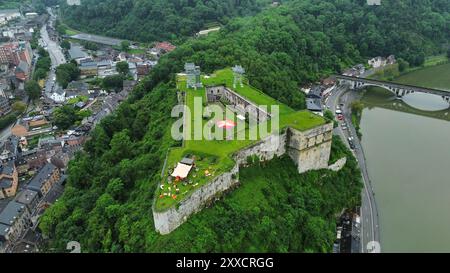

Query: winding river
359 63 450 252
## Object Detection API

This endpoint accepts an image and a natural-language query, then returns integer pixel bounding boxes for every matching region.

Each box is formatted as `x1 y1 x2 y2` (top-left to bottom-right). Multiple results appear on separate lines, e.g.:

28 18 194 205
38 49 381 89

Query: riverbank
369 54 449 81
358 62 450 252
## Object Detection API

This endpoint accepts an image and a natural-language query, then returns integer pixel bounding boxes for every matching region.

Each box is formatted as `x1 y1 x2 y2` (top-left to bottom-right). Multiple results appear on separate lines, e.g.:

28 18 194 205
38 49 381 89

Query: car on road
335 109 342 115
337 114 344 120
349 141 355 150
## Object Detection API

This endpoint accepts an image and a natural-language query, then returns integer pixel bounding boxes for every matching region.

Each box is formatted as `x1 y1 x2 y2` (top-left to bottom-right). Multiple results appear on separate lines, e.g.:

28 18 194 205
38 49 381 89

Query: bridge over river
336 75 450 105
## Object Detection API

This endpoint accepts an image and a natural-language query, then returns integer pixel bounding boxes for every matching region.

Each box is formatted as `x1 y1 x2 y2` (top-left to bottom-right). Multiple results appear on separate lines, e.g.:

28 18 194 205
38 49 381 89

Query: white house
50 89 66 103
368 56 387 68
0 10 21 26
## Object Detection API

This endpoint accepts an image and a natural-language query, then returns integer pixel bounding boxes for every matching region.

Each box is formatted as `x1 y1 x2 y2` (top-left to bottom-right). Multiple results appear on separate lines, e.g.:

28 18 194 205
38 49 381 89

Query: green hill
39 0 450 252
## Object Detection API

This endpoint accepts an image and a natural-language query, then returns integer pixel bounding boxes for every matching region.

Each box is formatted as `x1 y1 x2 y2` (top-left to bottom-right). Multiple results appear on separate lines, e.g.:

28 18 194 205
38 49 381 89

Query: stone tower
232 65 245 89
185 63 202 89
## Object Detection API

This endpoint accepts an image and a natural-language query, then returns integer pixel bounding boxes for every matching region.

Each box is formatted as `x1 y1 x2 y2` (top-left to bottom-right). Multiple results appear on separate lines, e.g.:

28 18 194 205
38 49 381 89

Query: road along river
358 63 450 252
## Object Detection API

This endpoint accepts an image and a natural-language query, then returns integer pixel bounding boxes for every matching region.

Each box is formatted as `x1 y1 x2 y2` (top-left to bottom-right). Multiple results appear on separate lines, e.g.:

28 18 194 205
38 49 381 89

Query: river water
360 63 450 252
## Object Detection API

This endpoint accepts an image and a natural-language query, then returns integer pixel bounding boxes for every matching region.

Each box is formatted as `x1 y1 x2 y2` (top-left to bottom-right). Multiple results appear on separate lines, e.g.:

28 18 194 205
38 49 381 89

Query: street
326 84 381 253
40 9 66 96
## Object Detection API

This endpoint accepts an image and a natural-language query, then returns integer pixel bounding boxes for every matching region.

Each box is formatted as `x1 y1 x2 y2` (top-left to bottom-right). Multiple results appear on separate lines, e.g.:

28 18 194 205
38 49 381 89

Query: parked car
349 140 355 149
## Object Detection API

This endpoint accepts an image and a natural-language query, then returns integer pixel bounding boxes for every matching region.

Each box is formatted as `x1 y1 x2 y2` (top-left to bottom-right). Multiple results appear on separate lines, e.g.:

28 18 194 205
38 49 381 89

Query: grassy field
154 68 326 211
128 48 146 55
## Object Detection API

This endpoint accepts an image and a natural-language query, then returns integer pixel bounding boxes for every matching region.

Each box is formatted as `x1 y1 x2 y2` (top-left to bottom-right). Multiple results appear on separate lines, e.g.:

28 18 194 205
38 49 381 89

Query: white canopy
171 163 193 179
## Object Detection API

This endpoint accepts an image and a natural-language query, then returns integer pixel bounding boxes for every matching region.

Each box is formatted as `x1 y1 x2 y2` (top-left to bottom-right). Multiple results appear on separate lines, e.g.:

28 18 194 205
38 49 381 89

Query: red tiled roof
154 42 176 52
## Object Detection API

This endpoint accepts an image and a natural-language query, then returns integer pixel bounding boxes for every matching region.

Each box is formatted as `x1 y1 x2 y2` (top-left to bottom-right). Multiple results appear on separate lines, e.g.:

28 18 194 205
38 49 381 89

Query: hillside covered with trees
40 0 450 252
140 0 450 109
58 0 275 42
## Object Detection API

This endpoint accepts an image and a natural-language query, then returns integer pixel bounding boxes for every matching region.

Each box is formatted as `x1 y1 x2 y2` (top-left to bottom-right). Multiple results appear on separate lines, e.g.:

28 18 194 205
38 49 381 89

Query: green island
155 68 325 211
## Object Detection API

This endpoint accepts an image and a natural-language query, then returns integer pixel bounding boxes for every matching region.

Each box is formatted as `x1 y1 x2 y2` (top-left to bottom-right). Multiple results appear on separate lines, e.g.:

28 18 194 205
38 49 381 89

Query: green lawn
155 68 326 211
128 48 146 54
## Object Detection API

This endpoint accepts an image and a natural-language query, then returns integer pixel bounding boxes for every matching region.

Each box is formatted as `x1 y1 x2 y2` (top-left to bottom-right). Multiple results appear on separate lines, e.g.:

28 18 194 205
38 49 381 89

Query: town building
0 201 31 244
27 163 60 197
0 9 21 26
0 41 33 67
0 96 11 116
0 136 18 161
79 61 98 77
0 161 18 199
50 88 66 103
15 60 30 81
153 42 176 53
14 189 39 212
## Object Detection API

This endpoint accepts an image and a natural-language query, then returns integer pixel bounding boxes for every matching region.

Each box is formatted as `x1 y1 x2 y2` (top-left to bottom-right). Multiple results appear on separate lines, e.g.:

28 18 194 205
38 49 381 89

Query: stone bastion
153 123 334 235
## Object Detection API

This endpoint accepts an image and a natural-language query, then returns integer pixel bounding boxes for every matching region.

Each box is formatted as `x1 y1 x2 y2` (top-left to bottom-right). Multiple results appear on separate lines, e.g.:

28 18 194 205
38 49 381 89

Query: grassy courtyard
154 68 326 211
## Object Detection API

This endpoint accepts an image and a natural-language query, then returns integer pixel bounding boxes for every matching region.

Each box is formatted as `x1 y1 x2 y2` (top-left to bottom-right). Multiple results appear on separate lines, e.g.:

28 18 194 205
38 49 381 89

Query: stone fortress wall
153 123 334 235
206 86 271 123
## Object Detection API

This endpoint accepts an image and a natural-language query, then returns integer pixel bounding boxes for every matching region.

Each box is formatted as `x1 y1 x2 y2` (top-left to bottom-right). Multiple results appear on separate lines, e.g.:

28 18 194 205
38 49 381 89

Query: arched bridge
336 75 450 104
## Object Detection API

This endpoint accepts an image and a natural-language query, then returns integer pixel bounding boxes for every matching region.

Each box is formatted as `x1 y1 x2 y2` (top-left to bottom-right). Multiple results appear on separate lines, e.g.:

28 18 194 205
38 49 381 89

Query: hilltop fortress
153 65 334 235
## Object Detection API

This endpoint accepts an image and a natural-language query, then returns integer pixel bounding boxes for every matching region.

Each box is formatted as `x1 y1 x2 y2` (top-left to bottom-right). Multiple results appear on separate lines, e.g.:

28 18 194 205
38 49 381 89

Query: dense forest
140 0 450 109
39 0 450 252
58 0 275 42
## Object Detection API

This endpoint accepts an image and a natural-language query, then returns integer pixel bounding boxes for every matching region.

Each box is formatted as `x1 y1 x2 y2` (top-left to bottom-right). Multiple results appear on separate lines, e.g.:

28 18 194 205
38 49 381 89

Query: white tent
171 163 193 179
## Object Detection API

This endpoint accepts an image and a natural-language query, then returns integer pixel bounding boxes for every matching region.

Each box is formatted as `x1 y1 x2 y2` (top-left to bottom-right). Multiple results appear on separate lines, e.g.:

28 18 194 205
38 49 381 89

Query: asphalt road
326 85 381 253
40 15 66 96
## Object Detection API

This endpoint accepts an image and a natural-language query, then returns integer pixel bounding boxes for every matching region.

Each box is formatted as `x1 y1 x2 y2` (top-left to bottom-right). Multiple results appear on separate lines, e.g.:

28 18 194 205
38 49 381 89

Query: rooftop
0 177 13 188
70 33 123 46
306 98 323 112
0 201 25 226
15 189 38 206
0 223 9 239
27 163 57 192
0 161 15 176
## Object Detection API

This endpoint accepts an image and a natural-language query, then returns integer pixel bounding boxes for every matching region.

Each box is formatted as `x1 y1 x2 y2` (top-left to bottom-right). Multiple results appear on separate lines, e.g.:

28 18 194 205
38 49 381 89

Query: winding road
326 84 381 253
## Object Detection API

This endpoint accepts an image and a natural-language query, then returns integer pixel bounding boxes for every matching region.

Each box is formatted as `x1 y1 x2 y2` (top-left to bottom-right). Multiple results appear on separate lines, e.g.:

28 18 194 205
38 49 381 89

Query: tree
323 110 338 128
82 41 99 51
398 58 409 73
102 75 124 92
447 48 450 59
33 68 48 81
11 101 26 113
56 63 80 88
61 40 71 50
120 41 130 52
53 105 78 130
116 61 129 75
351 101 364 117
24 80 41 101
